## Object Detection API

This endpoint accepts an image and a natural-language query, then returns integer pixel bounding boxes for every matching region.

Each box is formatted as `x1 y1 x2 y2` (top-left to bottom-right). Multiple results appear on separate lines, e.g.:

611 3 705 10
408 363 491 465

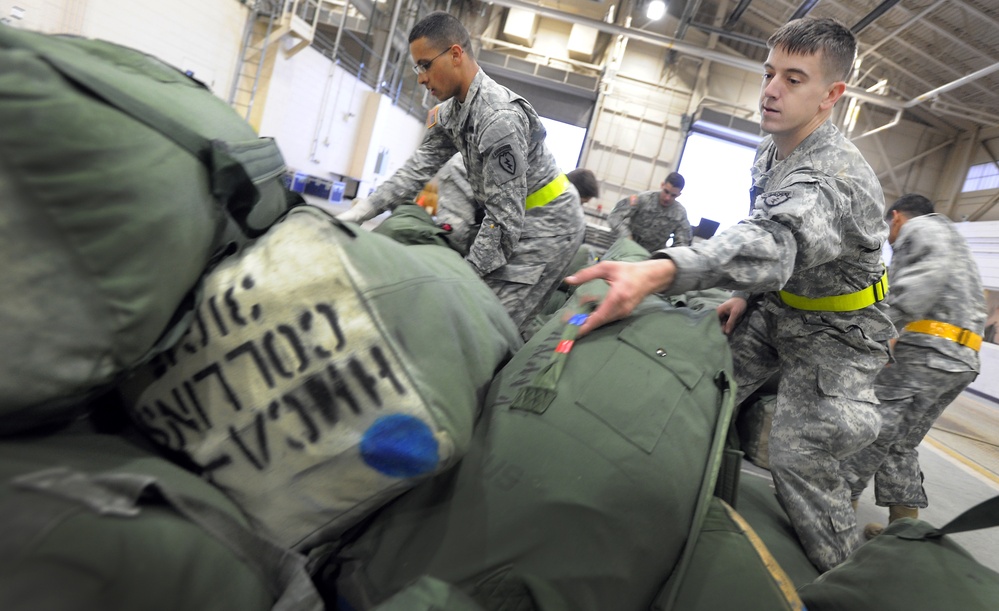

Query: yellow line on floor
924 435 999 489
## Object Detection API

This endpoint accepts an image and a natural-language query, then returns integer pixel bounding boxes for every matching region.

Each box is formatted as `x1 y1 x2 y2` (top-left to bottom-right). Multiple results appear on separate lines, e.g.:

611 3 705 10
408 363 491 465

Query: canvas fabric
0 28 294 433
121 207 521 550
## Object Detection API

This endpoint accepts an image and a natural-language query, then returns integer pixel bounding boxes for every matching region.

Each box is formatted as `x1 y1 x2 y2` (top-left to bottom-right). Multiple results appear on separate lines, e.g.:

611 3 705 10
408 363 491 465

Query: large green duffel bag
332 269 736 610
0 427 321 611
798 496 999 610
660 495 805 611
0 27 296 433
120 206 522 551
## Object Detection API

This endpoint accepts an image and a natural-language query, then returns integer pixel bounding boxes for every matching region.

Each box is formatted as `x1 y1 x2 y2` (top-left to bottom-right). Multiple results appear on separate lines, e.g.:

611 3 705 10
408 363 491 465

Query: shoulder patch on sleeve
494 143 517 175
629 194 638 206
426 105 439 129
760 190 791 208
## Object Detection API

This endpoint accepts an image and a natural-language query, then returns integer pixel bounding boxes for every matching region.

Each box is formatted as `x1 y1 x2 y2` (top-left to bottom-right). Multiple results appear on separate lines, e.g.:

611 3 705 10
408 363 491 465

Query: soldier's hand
564 259 676 336
337 198 377 224
717 296 748 335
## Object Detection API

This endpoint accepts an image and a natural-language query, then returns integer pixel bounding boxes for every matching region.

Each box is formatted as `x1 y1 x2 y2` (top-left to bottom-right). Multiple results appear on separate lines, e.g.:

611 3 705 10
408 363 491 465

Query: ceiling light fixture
646 0 666 20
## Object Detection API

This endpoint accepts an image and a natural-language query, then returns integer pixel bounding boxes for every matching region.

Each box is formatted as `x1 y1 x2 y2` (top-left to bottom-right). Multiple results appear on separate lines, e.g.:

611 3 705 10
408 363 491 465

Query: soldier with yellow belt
566 18 896 572
842 194 986 536
339 12 584 338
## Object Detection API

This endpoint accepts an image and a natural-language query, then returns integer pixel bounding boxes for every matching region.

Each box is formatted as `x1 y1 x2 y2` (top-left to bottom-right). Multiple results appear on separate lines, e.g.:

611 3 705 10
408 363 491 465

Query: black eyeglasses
412 47 452 75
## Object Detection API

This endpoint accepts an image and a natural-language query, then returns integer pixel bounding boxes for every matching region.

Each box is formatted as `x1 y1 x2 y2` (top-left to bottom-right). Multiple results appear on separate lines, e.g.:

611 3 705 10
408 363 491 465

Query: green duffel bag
659 496 806 611
332 271 736 610
0 427 321 611
120 206 522 551
798 496 999 610
371 204 453 248
0 26 296 433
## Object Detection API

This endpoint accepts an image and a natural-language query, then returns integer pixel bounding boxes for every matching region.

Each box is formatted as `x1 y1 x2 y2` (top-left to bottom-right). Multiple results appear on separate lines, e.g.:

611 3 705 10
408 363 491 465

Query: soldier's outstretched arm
564 259 676 336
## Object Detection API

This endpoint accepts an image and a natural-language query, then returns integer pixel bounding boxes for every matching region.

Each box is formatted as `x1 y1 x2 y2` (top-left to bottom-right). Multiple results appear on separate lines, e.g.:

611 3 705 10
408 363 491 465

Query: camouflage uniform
607 190 691 251
364 70 585 336
654 121 895 572
842 214 985 508
434 153 478 257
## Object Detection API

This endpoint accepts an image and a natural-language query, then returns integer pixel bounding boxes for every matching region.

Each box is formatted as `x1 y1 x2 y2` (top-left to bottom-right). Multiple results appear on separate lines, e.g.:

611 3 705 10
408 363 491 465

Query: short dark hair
409 11 473 59
567 168 600 200
886 193 935 220
664 172 685 190
767 17 856 82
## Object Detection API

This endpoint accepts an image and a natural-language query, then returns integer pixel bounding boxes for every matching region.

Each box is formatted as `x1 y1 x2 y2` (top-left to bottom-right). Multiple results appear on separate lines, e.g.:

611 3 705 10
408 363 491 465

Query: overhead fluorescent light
646 0 666 20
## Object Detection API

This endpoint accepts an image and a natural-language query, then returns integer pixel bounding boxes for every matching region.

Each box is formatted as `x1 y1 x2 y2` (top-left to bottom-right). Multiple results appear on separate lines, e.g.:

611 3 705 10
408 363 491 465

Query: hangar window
675 110 763 235
962 162 999 193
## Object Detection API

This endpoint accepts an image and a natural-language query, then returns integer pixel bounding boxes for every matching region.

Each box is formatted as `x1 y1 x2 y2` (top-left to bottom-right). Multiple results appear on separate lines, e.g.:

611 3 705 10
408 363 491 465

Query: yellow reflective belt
525 173 568 210
779 270 888 312
904 320 983 351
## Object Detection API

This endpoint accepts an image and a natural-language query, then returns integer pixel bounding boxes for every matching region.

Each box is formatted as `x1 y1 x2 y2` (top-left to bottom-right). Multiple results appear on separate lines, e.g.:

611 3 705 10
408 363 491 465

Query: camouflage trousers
841 343 978 508
484 230 585 340
730 296 888 572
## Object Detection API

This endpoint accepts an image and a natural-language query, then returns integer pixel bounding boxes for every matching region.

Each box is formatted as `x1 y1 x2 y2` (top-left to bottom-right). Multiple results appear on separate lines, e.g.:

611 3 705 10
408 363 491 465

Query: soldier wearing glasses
339 11 584 339
607 172 691 252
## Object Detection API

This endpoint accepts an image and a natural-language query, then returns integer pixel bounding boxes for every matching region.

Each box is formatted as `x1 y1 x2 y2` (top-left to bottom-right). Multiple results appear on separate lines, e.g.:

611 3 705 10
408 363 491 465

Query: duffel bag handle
27 40 282 240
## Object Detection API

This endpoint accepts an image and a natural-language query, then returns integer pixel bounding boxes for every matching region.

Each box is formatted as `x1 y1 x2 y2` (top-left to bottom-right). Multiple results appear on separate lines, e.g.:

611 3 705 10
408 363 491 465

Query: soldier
842 194 986 537
565 17 895 572
566 168 600 204
607 172 691 251
338 12 585 338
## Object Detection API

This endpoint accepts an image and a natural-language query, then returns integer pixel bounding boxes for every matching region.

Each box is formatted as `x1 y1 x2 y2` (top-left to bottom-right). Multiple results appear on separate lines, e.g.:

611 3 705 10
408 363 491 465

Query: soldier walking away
565 17 895 572
607 172 691 252
338 12 585 338
842 194 986 537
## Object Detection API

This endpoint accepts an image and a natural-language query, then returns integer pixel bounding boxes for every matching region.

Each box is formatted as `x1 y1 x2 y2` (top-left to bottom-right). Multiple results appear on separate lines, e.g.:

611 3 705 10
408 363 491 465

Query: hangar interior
5 0 999 580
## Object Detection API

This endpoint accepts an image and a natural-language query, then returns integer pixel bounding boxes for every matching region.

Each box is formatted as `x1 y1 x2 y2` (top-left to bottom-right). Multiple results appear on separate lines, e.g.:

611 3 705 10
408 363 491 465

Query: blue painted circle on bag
360 414 440 477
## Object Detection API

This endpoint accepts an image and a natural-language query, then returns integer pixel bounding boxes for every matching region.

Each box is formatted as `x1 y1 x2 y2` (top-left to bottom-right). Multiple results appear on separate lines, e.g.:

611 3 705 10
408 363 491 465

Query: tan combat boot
863 505 919 540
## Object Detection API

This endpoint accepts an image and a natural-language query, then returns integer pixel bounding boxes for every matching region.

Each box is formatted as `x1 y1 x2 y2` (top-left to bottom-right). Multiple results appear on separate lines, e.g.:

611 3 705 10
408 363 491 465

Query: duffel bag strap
899 495 999 541
11 468 323 611
510 305 595 414
27 46 283 240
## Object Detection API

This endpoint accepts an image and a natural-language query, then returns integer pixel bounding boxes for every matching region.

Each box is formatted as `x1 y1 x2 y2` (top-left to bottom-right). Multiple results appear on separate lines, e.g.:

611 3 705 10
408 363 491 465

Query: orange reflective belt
903 319 983 351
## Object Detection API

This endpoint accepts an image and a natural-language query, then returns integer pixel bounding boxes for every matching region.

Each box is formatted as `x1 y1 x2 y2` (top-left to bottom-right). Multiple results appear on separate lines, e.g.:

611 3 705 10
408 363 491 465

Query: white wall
4 0 427 194
2 0 248 98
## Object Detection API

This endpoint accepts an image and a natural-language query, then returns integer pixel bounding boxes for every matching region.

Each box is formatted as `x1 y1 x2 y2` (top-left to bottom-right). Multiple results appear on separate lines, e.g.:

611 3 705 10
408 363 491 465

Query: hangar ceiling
479 0 999 130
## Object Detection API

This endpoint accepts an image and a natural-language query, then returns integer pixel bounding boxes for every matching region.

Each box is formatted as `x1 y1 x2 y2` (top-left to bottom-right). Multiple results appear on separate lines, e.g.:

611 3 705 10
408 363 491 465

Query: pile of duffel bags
3 25 999 611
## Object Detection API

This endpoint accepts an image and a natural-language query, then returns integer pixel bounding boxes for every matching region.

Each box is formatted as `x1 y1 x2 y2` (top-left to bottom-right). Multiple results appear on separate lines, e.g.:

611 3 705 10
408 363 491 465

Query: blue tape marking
569 313 589 326
360 414 439 478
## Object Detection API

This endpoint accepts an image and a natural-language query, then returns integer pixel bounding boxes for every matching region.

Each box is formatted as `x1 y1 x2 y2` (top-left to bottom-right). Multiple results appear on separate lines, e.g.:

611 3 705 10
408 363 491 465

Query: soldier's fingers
564 262 611 286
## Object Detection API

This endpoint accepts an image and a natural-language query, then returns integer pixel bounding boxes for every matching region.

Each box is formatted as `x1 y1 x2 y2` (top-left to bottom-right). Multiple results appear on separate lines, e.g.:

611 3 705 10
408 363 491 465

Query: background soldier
607 171 691 251
339 12 584 338
842 194 986 537
566 17 895 572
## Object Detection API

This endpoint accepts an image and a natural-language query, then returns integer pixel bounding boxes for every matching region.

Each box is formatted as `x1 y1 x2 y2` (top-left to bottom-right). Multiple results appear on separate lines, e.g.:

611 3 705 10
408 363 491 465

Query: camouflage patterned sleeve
465 110 530 276
660 175 862 295
883 221 952 328
366 125 458 217
607 197 634 240
671 204 692 247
